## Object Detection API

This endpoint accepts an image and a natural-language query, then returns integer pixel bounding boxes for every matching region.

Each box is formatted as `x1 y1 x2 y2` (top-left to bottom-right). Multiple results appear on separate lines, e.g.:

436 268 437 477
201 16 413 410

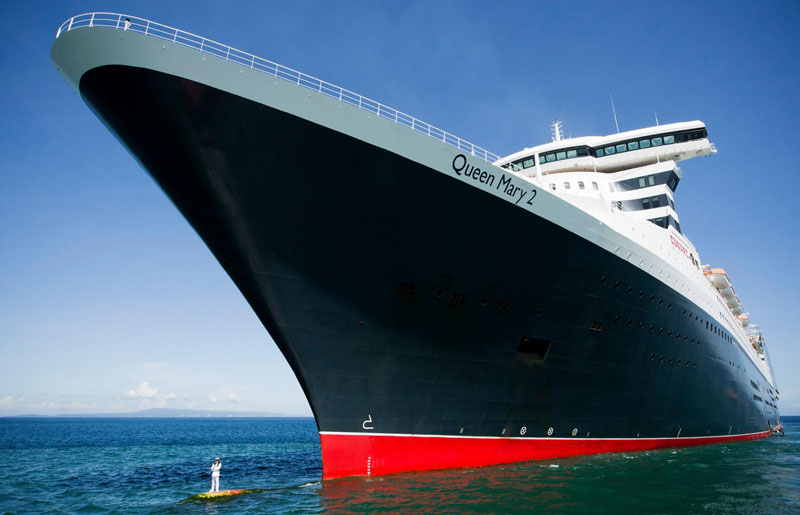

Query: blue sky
1 0 798 416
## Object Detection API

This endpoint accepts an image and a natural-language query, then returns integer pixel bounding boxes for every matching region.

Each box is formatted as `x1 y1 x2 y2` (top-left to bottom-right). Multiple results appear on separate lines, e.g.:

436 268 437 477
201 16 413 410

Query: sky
1 0 798 416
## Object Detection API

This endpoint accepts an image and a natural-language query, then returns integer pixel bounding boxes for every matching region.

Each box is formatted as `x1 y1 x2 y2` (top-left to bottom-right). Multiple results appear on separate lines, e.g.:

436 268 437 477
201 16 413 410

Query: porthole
677 360 682 365
572 428 578 437
628 286 634 294
684 336 688 342
668 302 672 309
614 315 621 323
547 427 554 436
659 355 664 362
659 328 664 335
668 330 672 337
600 276 607 285
669 357 674 364
639 322 644 329
683 309 687 316
649 295 655 302
685 361 690 367
626 318 632 325
650 353 655 360
658 299 663 306
649 325 654 333
676 333 681 340
520 426 527 435
435 290 443 298
639 290 644 298
614 281 620 289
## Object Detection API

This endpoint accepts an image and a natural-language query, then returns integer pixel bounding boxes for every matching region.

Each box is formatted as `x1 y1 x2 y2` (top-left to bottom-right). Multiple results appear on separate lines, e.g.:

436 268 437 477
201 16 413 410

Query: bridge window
614 170 680 192
522 158 535 168
605 146 616 155
640 139 651 148
567 149 577 158
556 151 566 160
592 182 599 190
616 143 627 153
578 181 585 189
652 137 663 146
628 141 639 151
664 135 675 144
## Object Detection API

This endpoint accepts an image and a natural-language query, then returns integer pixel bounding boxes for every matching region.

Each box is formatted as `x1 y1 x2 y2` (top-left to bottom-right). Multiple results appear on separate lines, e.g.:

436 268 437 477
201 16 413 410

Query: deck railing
56 12 501 163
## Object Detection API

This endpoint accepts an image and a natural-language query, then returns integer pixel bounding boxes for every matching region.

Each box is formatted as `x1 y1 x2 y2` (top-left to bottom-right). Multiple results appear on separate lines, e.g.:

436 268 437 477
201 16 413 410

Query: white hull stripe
318 430 769 441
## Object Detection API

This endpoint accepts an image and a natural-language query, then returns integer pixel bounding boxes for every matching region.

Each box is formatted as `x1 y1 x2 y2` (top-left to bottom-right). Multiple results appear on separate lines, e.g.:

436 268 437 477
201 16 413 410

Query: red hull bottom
319 431 772 480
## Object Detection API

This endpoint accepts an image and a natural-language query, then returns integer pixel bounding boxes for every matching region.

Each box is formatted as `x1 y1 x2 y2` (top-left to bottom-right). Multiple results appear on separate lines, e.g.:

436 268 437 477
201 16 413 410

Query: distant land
2 408 304 418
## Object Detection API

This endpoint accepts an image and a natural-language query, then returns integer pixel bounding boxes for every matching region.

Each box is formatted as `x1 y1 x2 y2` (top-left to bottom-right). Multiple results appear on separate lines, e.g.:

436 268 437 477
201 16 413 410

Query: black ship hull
78 65 776 478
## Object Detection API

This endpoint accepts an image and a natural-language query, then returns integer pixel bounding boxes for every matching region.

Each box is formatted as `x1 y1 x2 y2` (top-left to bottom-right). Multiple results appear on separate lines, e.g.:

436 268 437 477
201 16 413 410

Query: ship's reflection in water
317 438 798 513
319 456 602 513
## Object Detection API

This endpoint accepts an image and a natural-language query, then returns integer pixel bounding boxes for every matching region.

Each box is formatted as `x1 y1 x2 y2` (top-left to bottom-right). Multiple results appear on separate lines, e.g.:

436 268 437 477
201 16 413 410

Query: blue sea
0 416 798 513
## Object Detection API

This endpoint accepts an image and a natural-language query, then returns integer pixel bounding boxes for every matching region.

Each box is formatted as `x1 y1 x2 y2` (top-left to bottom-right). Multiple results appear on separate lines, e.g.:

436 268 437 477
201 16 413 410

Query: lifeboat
737 314 750 327
731 304 744 316
704 267 729 290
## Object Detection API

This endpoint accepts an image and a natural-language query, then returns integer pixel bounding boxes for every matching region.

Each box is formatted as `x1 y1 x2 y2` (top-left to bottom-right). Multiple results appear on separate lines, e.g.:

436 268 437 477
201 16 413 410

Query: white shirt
211 462 221 477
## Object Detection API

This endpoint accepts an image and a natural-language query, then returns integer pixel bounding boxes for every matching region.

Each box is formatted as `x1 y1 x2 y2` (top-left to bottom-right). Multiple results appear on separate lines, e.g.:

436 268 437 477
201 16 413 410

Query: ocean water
0 417 798 514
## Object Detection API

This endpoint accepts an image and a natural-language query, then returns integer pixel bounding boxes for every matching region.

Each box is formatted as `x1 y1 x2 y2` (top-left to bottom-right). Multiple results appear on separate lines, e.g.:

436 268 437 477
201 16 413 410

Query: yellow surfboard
185 489 264 501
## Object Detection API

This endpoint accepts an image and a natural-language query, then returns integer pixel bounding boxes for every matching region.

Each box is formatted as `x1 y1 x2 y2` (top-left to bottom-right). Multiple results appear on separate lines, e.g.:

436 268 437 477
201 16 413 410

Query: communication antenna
609 94 620 133
655 112 660 126
550 119 564 142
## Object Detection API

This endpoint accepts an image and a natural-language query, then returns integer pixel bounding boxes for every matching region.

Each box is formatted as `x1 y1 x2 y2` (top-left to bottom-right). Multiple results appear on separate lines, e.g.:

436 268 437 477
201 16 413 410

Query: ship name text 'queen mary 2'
51 13 781 480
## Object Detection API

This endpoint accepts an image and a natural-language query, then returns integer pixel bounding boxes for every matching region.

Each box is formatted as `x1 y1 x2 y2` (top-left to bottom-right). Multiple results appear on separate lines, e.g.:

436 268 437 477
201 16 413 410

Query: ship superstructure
51 13 780 480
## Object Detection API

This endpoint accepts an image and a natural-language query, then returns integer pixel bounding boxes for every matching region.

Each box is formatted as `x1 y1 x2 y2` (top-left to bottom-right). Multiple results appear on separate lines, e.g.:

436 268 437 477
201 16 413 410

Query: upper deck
498 121 714 176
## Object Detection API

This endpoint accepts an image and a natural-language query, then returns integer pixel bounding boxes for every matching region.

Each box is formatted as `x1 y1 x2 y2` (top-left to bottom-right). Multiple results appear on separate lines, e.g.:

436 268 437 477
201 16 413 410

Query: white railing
56 12 501 163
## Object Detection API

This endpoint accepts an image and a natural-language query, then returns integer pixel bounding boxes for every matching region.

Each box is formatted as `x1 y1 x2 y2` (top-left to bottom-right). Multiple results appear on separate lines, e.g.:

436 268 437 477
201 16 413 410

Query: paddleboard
185 489 264 501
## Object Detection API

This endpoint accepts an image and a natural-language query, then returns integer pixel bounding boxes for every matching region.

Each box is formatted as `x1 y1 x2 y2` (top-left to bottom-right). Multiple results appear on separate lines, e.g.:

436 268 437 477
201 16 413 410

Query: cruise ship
51 13 781 480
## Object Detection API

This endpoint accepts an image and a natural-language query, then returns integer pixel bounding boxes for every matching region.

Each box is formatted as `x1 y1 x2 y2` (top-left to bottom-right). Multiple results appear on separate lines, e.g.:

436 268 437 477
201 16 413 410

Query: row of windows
549 180 600 192
648 215 681 233
614 171 680 193
602 274 737 347
622 194 674 212
504 128 707 171
649 353 696 368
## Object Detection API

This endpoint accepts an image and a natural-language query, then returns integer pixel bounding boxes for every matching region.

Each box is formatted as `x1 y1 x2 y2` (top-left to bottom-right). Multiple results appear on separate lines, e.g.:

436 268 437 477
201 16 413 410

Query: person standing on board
209 457 222 492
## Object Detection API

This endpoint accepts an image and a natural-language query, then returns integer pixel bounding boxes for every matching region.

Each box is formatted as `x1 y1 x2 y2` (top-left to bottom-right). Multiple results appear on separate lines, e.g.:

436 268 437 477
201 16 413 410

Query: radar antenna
551 120 564 142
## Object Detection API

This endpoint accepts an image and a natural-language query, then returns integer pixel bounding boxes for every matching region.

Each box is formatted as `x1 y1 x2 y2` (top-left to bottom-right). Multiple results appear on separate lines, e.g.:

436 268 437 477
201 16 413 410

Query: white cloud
0 396 15 406
208 396 218 403
221 387 240 405
122 382 180 407
123 381 159 399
